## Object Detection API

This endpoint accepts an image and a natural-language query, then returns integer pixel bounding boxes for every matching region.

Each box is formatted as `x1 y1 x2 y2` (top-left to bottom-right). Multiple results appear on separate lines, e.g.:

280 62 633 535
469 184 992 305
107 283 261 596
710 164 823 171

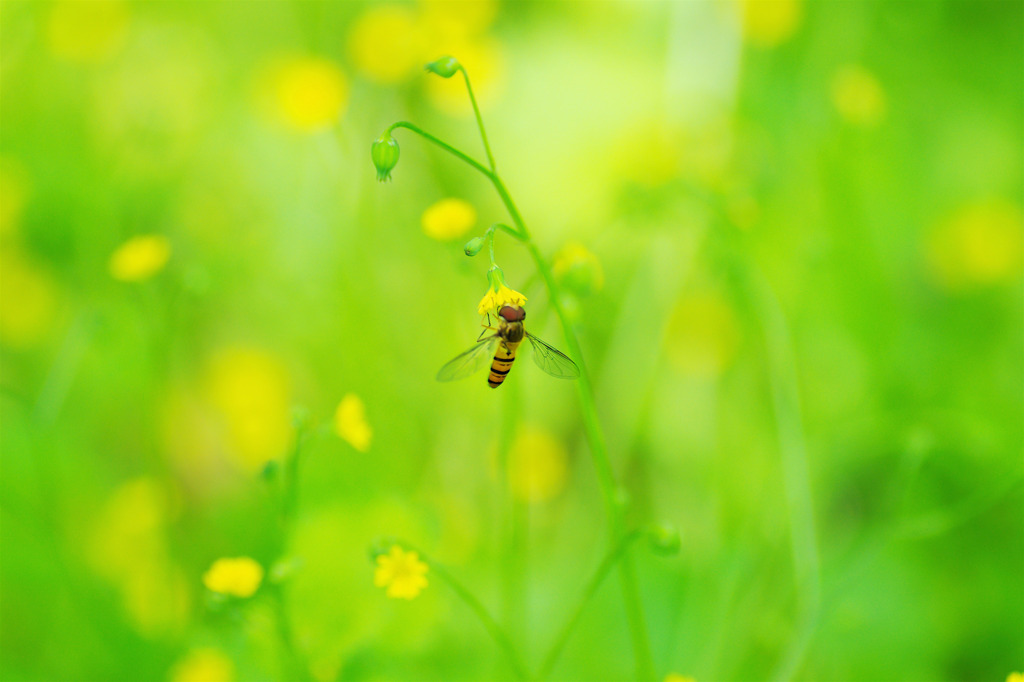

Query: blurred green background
1 1 1022 681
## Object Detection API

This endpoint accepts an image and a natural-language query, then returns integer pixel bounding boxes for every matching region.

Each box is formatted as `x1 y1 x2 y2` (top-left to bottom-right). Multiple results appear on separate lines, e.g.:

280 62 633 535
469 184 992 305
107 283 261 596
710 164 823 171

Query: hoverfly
437 305 580 388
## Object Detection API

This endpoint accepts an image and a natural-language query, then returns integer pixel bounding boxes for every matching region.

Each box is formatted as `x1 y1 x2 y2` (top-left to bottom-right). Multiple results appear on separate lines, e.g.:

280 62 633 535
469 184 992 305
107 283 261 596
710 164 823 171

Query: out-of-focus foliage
1 1 1021 681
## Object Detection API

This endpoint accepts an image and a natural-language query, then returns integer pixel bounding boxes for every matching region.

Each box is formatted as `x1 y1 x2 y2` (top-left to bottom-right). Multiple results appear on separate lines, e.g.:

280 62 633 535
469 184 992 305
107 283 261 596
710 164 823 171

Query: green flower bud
646 522 681 556
425 56 461 78
464 236 486 257
371 133 400 182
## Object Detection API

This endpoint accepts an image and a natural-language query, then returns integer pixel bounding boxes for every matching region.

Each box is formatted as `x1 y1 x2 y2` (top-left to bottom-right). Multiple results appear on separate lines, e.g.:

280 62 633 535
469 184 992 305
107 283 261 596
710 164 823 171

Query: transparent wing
525 332 580 379
436 336 499 382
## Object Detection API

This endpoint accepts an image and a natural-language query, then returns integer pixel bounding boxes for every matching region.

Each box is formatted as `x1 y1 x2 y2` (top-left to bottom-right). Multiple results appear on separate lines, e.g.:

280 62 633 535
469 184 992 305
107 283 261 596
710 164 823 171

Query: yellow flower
47 0 129 63
552 241 605 296
203 557 264 598
267 57 348 132
0 247 60 348
832 65 886 127
347 5 423 83
1007 673 1024 682
740 0 802 48
374 545 428 599
507 428 569 503
664 675 697 682
335 393 372 452
477 284 527 316
421 198 477 240
926 200 1023 290
109 234 171 282
170 648 235 682
205 347 292 472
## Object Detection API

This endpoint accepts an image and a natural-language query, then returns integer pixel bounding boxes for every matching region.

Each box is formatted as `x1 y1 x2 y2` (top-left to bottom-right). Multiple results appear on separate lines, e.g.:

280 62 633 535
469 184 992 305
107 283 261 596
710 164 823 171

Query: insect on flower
437 305 580 388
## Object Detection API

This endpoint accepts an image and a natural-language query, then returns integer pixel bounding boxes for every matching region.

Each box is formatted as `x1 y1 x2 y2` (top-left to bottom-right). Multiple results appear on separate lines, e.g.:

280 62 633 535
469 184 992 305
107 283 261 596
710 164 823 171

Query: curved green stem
538 530 644 680
460 67 496 171
387 121 492 178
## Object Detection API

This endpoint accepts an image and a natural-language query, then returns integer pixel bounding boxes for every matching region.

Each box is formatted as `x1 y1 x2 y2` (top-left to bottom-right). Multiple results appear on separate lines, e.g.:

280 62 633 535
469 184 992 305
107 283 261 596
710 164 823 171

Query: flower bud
486 265 506 291
371 133 400 182
646 522 681 556
425 56 461 78
463 236 486 257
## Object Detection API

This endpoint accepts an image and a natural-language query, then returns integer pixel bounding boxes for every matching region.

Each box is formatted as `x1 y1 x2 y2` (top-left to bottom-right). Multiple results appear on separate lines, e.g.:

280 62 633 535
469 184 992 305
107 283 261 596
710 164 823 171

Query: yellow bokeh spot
170 648 235 682
553 241 605 296
740 0 802 48
0 246 60 349
86 478 190 636
832 65 887 127
665 293 741 376
267 57 348 132
47 0 129 63
664 675 697 682
0 158 29 239
1006 673 1024 682
109 234 171 282
203 557 264 598
347 5 424 83
335 393 372 452
374 545 428 599
421 198 477 240
507 429 569 503
205 347 292 472
425 38 505 115
419 0 499 40
926 200 1024 290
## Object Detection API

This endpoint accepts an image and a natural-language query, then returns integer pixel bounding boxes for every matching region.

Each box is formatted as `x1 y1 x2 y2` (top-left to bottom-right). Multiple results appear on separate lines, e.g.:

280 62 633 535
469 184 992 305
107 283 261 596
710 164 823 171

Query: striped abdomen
487 341 520 388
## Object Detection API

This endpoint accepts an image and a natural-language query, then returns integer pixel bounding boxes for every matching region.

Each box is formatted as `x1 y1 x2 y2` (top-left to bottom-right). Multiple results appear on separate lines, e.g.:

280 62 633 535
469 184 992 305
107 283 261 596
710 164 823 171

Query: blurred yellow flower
507 428 569 503
740 0 802 48
47 0 128 63
170 648 235 682
335 393 372 452
422 198 477 240
419 0 499 40
374 545 428 599
926 200 1024 290
478 284 527 316
664 675 697 682
1007 673 1024 682
109 234 171 282
268 57 348 132
832 65 887 127
203 557 264 598
425 38 505 115
553 241 605 296
665 292 741 376
205 347 292 472
0 247 59 348
347 5 423 83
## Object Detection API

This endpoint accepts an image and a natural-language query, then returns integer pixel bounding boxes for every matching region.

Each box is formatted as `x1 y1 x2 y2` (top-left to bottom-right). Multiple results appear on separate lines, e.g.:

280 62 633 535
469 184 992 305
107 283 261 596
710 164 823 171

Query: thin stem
460 67 496 171
387 121 493 179
538 530 644 680
402 543 529 680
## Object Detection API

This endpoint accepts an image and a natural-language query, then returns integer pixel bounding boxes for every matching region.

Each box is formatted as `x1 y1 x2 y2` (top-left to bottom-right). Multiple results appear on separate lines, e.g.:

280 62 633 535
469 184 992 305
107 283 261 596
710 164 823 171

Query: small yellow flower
926 200 1023 290
268 57 348 132
170 648 235 682
374 545 428 599
507 428 569 503
335 393 372 452
1006 673 1024 682
421 198 477 240
0 247 60 348
740 0 802 48
477 284 527 317
832 65 886 127
109 234 171 282
202 557 264 598
664 674 697 682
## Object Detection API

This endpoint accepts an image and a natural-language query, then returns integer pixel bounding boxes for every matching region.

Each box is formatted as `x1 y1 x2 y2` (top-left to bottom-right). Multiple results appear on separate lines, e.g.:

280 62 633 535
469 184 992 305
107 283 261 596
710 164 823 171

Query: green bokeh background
1 1 1022 681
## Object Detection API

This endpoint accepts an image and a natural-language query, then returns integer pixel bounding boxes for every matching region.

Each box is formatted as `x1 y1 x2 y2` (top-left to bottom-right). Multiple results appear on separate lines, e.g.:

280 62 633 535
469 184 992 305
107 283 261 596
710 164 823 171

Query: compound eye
498 306 517 322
